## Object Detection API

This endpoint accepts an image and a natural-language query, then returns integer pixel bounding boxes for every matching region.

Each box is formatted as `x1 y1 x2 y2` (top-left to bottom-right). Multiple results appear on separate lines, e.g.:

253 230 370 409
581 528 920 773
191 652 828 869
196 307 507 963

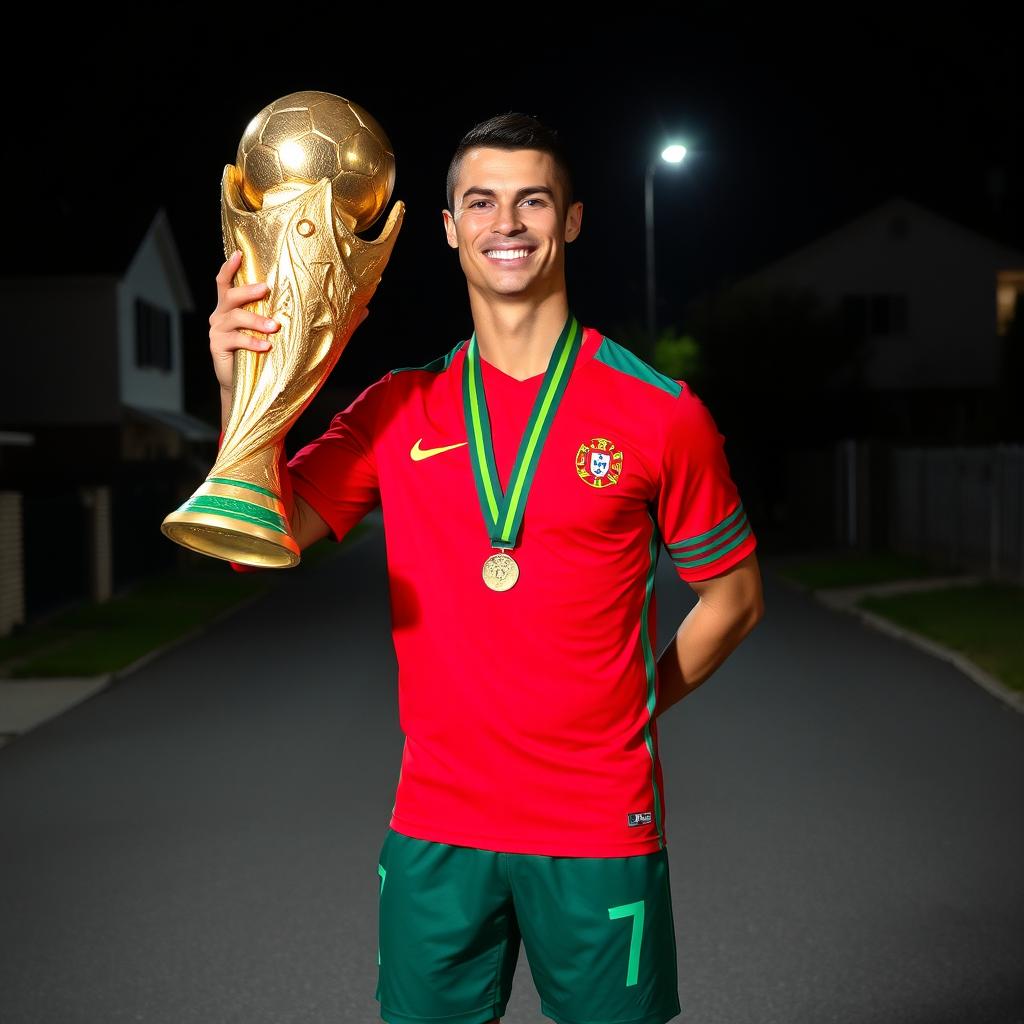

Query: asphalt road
1 524 1021 1024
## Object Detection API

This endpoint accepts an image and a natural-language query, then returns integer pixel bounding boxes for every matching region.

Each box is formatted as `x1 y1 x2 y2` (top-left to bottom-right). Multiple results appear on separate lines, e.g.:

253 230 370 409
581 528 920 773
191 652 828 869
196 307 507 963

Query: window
996 270 1024 336
841 293 909 339
841 294 867 339
135 298 173 370
870 294 890 335
891 294 907 333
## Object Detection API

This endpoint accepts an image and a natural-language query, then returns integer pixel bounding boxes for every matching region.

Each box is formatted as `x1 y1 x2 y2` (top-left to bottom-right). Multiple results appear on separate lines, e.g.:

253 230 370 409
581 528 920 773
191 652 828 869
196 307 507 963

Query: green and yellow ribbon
462 311 582 549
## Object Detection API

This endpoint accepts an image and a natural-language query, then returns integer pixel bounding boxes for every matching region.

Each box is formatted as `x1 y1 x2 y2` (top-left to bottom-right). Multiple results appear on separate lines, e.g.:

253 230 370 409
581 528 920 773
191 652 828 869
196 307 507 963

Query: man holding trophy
202 104 764 1024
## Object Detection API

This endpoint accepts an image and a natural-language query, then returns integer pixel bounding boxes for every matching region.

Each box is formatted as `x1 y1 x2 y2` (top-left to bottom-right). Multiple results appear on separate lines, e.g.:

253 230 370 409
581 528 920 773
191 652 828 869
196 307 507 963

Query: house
0 207 203 627
721 196 1024 562
728 195 1024 392
0 206 204 479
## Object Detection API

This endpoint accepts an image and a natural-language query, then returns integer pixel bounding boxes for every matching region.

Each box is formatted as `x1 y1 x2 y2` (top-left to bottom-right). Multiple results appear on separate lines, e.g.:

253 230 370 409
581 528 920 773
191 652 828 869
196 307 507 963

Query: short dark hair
446 112 575 217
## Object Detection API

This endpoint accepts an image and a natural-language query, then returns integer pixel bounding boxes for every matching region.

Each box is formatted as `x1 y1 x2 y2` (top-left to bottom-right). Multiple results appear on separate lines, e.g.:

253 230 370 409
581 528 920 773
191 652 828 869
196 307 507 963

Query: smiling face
442 147 583 304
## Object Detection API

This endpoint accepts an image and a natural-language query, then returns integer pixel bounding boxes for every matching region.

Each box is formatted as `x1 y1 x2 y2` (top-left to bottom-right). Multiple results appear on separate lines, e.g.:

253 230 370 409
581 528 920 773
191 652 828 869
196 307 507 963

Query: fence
109 460 183 591
21 486 91 621
5 462 191 633
834 440 1024 582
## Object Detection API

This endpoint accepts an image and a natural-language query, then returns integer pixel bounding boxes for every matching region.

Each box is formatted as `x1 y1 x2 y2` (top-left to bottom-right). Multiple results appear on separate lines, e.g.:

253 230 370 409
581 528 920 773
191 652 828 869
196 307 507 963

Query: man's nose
491 201 526 234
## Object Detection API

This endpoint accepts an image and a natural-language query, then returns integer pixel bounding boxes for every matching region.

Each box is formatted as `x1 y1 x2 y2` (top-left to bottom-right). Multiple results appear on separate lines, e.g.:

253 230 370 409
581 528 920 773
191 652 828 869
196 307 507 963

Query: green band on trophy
182 495 289 534
208 476 281 500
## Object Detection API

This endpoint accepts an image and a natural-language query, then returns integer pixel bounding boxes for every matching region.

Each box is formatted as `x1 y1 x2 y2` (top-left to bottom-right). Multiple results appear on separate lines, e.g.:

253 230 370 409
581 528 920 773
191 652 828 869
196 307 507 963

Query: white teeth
485 249 530 260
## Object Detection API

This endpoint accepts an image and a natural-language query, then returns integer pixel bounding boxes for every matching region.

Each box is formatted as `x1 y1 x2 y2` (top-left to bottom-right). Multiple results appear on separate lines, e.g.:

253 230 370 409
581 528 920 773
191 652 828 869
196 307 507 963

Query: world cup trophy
161 90 404 567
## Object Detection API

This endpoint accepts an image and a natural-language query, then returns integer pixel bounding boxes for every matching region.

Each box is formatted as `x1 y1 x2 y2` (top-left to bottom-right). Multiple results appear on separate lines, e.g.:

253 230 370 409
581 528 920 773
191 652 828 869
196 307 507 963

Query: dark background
3 17 1020 431
2 21 1023 1024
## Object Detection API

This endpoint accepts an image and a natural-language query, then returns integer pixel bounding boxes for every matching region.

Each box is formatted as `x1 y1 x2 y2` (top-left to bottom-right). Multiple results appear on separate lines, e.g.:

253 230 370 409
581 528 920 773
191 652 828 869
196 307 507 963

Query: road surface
1 525 1021 1023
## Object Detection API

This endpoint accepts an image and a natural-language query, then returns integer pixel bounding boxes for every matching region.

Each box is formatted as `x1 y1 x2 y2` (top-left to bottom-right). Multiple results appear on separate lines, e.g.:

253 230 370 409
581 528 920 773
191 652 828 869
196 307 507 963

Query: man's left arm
651 382 765 719
654 550 764 719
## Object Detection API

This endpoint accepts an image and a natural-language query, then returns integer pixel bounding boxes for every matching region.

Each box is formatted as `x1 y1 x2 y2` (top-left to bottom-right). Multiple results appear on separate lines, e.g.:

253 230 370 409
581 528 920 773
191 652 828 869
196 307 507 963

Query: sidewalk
0 677 112 749
776 566 1024 715
0 509 383 752
0 593 262 752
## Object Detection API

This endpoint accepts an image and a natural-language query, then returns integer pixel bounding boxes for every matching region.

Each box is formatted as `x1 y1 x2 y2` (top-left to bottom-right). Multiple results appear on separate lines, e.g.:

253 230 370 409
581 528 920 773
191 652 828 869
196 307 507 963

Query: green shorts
374 826 681 1024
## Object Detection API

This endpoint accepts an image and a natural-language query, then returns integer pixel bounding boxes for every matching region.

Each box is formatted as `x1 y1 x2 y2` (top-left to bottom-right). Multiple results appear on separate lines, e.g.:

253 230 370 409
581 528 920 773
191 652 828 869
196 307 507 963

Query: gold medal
482 551 519 591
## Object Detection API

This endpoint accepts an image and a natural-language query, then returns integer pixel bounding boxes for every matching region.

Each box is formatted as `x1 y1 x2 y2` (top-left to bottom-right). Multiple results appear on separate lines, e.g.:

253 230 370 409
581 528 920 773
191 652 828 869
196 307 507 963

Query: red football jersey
259 324 755 856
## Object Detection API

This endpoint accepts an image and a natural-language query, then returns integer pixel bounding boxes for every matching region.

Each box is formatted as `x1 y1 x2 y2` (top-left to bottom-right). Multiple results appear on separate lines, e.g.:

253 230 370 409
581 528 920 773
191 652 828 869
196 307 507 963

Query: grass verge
0 524 371 679
857 583 1024 693
776 548 1023 695
775 549 961 589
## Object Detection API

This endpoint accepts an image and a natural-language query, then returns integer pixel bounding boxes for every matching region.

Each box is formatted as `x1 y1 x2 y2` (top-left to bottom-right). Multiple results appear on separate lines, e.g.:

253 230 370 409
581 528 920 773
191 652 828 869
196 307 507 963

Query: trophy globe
236 90 395 230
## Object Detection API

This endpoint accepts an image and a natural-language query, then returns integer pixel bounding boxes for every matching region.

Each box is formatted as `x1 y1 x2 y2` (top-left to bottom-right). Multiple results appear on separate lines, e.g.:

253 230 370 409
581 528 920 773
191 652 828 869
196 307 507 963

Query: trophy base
161 477 301 568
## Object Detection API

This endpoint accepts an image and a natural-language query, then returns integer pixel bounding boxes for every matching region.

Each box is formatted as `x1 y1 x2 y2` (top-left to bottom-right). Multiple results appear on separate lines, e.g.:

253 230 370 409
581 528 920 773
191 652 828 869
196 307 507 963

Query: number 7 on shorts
608 898 645 987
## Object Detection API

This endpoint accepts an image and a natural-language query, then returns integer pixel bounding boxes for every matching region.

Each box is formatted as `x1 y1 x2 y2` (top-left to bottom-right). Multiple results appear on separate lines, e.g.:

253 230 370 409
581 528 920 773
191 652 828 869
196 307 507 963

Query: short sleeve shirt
286 325 756 856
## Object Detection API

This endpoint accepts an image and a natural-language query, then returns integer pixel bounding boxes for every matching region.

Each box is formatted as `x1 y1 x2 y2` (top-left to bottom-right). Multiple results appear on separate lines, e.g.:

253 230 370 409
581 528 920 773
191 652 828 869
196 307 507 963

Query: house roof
0 203 194 310
0 198 160 276
731 195 1024 290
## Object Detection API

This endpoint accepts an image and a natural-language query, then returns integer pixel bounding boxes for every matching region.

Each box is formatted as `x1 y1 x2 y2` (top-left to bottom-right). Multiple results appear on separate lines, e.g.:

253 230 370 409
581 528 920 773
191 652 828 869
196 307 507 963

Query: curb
775 568 1024 716
0 585 269 752
0 518 382 752
0 676 112 749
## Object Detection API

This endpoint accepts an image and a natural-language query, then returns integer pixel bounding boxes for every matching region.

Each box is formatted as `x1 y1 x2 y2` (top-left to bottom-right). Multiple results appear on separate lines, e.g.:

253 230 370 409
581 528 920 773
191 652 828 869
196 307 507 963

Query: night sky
4 19 1020 428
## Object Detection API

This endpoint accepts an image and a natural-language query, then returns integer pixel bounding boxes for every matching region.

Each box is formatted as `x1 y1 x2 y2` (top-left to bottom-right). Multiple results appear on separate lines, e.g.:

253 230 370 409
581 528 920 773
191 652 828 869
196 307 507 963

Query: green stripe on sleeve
672 521 752 569
665 501 746 553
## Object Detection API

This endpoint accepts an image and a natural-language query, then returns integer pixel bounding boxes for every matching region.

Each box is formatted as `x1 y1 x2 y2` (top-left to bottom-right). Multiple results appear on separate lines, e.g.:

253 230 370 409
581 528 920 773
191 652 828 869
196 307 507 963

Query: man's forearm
654 600 760 719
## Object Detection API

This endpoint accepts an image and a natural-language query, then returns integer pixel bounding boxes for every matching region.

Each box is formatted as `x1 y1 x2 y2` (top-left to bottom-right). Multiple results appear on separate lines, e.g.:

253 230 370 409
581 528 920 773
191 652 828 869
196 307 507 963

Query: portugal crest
576 437 623 488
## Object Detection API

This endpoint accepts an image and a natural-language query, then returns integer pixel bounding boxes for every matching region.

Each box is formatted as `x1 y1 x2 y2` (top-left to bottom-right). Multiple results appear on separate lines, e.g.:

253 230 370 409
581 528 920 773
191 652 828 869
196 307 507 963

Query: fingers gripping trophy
161 90 404 567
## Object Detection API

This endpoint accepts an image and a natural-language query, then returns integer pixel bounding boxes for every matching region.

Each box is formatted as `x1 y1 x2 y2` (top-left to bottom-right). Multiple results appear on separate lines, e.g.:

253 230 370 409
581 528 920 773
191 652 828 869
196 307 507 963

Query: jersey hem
389 813 668 858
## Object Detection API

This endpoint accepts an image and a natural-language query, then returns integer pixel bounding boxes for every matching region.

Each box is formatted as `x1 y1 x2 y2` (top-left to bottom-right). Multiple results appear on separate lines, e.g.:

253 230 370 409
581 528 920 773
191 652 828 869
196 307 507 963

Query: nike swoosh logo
410 438 469 461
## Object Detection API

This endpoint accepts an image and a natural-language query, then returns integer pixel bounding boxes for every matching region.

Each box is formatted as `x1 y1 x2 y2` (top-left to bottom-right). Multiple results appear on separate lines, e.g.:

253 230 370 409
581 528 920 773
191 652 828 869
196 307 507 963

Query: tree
678 281 869 443
653 328 701 382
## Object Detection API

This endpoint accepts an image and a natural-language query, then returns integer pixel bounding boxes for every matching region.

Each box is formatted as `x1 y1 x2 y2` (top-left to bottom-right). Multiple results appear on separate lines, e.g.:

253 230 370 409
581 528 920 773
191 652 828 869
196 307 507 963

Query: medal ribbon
462 311 582 549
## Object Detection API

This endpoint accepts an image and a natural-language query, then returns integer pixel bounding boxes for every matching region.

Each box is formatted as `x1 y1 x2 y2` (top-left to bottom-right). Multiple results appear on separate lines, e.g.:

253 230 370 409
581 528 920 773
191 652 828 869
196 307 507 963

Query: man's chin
473 279 539 300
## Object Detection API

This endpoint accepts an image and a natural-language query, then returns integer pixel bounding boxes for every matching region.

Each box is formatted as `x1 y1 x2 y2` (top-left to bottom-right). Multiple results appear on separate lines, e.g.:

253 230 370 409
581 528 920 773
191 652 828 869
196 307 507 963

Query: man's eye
467 198 543 209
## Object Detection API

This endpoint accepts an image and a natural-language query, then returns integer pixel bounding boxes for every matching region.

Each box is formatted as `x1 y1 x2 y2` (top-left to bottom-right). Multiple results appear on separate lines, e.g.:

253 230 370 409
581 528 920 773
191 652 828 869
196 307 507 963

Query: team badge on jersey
576 437 623 488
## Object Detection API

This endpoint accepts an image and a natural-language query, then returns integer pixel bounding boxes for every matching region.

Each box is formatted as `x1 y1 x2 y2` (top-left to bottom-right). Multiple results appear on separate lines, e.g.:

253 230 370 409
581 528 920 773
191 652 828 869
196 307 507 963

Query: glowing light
662 145 687 163
279 140 306 173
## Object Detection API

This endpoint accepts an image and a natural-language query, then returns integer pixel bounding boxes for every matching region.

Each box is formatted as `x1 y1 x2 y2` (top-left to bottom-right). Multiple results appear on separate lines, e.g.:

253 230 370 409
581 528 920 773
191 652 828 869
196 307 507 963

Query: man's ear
564 200 583 244
442 209 458 249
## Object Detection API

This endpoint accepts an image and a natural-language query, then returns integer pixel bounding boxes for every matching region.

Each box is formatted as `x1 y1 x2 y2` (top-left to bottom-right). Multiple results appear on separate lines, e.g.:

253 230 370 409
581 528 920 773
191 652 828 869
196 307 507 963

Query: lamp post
645 143 687 351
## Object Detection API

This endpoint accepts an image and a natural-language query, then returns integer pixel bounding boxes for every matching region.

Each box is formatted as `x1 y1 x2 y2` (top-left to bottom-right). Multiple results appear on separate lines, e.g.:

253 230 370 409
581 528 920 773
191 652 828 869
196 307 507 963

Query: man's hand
209 250 281 393
209 250 370 423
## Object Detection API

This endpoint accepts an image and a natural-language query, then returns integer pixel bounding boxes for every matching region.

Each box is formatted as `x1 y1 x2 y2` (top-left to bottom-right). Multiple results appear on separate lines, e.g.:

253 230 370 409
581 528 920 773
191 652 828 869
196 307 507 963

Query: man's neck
469 294 572 381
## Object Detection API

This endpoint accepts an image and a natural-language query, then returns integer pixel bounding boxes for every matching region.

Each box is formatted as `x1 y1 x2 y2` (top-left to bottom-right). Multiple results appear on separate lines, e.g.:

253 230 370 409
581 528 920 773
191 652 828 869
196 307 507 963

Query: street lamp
645 143 687 349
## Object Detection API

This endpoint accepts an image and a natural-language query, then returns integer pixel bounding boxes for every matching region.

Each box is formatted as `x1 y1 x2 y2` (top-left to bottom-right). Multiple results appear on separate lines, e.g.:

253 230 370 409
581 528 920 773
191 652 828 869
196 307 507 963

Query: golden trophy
161 90 404 568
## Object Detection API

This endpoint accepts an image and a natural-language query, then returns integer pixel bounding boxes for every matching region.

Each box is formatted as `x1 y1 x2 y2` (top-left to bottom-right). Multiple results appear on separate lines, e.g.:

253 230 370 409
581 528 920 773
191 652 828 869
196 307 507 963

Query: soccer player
208 113 764 1024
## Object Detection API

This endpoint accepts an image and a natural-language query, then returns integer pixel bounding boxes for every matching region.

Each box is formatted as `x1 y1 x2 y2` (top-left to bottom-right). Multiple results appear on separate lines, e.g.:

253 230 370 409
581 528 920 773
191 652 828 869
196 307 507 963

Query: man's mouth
483 248 534 264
